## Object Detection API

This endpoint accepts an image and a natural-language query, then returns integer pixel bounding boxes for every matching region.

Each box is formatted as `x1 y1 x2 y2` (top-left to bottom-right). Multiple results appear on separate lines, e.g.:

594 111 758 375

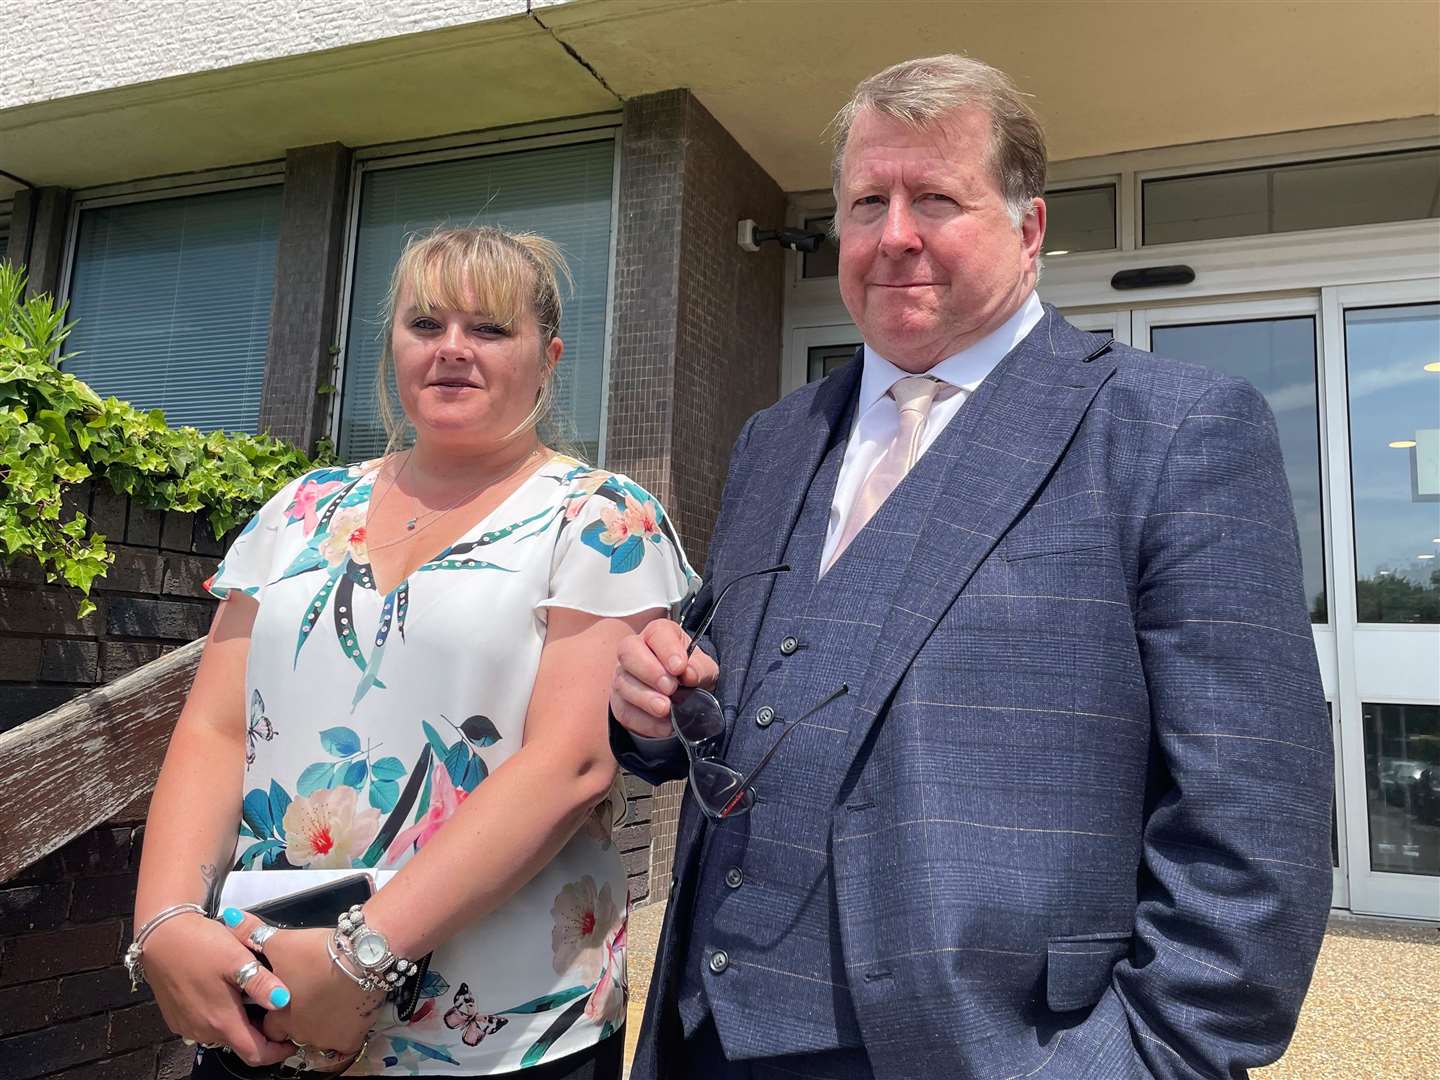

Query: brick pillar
8 186 71 299
258 143 353 449
606 90 786 905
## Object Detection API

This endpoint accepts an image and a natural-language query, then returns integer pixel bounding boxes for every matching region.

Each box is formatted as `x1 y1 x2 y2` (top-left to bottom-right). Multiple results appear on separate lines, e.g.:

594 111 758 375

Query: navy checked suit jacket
613 306 1333 1080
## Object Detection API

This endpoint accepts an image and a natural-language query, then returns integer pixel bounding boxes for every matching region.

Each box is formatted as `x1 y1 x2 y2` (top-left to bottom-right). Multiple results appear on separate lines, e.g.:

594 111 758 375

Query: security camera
737 219 828 254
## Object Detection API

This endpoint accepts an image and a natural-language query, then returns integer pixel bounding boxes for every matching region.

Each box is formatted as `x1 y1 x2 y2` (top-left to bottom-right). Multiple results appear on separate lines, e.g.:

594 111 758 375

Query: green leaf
341 759 368 789
421 721 450 761
369 778 398 813
371 756 406 782
319 726 361 757
460 715 501 747
296 761 336 796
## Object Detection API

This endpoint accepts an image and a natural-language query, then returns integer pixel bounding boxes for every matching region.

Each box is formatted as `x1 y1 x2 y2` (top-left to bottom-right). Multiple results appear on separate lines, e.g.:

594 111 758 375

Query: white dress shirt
819 291 1045 569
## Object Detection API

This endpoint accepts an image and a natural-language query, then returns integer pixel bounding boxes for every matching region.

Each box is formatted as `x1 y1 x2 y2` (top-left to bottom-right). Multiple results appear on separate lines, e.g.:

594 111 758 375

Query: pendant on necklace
405 517 417 531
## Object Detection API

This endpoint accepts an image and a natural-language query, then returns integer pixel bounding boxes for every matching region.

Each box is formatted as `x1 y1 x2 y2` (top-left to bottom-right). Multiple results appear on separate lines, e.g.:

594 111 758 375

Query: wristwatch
336 905 419 993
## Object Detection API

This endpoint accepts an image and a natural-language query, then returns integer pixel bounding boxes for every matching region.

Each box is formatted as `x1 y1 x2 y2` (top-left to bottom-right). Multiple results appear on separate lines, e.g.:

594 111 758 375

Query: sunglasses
671 564 850 820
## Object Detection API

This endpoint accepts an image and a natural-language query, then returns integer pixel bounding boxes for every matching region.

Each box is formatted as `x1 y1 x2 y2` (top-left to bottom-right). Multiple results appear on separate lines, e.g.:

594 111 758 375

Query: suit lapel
716 353 861 708
844 307 1118 757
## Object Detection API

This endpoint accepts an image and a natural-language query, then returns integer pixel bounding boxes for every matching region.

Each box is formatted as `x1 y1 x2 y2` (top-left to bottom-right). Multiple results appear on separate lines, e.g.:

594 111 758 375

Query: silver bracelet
124 903 207 992
325 932 375 992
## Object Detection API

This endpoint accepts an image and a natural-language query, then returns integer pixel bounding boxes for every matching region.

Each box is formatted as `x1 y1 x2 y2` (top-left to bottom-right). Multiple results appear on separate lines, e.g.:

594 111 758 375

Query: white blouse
205 455 696 1074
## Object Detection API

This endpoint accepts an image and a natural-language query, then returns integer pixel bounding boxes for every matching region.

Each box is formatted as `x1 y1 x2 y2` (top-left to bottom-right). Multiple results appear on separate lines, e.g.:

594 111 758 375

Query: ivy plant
0 264 328 616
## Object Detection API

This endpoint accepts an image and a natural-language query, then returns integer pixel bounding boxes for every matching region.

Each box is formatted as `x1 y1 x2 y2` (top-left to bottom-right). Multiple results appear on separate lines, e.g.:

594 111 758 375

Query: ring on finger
232 958 262 990
247 922 279 951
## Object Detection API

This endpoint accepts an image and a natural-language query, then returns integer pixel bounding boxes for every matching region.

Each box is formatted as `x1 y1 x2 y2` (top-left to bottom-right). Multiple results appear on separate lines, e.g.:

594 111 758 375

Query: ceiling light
1425 362 1440 373
1389 440 1417 448
1419 554 1436 560
1045 249 1070 256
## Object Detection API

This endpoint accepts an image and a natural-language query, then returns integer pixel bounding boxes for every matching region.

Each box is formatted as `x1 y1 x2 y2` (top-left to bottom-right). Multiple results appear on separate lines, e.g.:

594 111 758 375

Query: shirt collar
857 291 1044 416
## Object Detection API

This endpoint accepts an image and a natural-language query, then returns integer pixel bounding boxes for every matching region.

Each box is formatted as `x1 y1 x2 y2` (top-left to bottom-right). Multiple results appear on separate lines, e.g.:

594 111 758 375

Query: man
610 54 1332 1080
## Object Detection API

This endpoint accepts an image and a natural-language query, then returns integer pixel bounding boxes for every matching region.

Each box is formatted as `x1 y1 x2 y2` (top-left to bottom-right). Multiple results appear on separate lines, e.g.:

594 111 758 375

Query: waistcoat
676 413 921 1062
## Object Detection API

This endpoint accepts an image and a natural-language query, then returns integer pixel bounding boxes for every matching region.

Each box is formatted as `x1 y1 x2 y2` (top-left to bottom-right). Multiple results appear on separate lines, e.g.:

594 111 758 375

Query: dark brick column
8 186 72 299
258 143 353 448
606 90 786 904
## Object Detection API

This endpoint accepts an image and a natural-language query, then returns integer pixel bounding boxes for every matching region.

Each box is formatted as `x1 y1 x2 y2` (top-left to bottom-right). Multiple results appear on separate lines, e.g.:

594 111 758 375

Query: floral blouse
205 455 696 1075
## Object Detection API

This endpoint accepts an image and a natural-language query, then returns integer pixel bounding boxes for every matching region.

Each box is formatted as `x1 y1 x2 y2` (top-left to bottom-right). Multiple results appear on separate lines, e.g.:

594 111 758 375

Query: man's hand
610 619 719 739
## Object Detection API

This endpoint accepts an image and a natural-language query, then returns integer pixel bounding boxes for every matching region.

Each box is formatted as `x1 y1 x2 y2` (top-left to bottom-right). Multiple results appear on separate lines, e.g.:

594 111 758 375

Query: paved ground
623 903 1439 1078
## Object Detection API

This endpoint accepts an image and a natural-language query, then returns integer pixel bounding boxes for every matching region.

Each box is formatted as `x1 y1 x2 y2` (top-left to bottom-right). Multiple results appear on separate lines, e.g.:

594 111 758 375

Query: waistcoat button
708 950 730 974
779 635 799 656
724 866 744 889
755 705 776 728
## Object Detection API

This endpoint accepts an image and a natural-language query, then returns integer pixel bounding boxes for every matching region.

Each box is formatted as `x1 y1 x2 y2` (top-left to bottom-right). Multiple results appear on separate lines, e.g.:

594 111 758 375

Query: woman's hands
222 911 385 1072
141 912 295 1067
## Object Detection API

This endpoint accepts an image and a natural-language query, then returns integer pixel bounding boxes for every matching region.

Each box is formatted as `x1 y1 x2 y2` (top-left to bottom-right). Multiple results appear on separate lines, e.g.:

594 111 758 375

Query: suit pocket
1046 931 1132 1012
1001 520 1109 562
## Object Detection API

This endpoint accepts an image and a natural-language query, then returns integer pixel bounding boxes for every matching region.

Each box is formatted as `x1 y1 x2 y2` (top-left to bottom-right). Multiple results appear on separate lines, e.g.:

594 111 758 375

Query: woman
130 226 696 1078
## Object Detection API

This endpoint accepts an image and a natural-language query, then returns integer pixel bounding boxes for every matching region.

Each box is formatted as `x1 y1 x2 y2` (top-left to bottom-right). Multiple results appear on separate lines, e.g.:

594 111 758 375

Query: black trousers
189 1027 623 1080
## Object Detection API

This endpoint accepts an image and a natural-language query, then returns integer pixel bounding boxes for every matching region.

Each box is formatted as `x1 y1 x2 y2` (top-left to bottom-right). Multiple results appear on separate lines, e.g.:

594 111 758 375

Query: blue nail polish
221 907 243 927
269 987 291 1008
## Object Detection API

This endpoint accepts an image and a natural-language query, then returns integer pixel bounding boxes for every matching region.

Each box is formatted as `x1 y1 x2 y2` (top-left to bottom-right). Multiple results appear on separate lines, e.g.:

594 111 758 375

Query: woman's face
390 279 563 451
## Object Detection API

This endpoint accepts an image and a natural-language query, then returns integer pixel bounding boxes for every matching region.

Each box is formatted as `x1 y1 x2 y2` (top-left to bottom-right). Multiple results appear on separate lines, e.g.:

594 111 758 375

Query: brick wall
0 818 193 1080
605 90 786 906
0 481 224 736
0 483 225 1077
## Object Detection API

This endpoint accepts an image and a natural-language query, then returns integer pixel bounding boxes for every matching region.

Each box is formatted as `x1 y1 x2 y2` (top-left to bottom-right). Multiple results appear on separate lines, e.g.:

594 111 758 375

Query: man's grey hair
828 54 1048 229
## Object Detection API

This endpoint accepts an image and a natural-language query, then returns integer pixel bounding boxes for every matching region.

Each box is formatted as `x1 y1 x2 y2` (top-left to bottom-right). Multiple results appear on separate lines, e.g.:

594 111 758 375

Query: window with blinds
339 138 616 463
62 184 283 433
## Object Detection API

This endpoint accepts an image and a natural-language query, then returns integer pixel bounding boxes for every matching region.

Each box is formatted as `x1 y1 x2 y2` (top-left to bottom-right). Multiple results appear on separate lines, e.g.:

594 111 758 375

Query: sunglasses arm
683 563 790 660
720 682 850 818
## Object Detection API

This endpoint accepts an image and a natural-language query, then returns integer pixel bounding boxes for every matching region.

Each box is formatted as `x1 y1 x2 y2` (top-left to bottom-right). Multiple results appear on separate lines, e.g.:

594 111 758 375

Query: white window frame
1321 277 1440 920
330 116 623 462
1039 176 1121 256
785 117 1440 341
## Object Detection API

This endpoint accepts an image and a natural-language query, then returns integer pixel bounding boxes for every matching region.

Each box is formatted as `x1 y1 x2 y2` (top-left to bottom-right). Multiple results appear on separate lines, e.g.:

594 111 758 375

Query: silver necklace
367 448 544 553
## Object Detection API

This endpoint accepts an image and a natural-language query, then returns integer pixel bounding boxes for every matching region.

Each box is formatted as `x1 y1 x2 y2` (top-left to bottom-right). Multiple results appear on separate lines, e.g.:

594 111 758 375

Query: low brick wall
0 481 223 735
0 816 193 1080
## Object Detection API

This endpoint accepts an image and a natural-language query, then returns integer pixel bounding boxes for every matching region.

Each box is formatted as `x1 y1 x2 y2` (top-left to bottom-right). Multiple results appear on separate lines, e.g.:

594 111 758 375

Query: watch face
353 930 388 967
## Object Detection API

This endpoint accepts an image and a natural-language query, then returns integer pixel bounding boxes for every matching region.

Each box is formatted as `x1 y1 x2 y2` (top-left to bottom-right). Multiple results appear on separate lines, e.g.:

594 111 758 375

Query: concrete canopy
1 0 1437 202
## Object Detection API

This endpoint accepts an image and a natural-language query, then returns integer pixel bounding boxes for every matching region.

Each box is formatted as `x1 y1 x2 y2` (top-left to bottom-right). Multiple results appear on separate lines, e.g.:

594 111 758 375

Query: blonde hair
828 54 1048 228
375 225 573 452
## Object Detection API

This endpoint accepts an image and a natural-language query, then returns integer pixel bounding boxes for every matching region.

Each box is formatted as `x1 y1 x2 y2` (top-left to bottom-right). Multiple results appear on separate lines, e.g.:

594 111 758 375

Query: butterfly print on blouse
245 689 274 766
444 982 510 1046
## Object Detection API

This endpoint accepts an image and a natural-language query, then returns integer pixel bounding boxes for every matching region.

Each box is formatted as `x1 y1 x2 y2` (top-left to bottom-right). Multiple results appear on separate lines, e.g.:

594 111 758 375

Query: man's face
836 107 1045 372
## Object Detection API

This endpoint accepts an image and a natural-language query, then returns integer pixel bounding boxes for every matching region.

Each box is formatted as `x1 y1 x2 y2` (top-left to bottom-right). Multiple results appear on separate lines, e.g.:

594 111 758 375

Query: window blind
339 138 615 463
62 185 283 433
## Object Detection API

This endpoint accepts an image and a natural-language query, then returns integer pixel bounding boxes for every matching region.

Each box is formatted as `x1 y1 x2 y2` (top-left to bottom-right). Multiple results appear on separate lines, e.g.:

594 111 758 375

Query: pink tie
824 375 950 575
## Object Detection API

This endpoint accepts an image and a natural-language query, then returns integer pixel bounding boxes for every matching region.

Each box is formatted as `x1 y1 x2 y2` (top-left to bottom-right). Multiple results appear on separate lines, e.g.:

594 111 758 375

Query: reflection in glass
1345 304 1440 623
1043 185 1117 255
1151 318 1327 621
1363 703 1440 877
807 343 860 383
802 215 840 278
1143 147 1440 245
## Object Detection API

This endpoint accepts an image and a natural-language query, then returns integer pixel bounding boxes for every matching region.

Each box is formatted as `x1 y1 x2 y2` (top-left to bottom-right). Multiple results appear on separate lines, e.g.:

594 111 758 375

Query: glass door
1321 280 1440 920
1130 297 1347 907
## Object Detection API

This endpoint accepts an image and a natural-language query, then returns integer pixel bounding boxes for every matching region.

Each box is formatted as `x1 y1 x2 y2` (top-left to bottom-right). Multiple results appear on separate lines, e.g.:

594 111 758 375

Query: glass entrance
1325 284 1440 918
1127 286 1440 919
